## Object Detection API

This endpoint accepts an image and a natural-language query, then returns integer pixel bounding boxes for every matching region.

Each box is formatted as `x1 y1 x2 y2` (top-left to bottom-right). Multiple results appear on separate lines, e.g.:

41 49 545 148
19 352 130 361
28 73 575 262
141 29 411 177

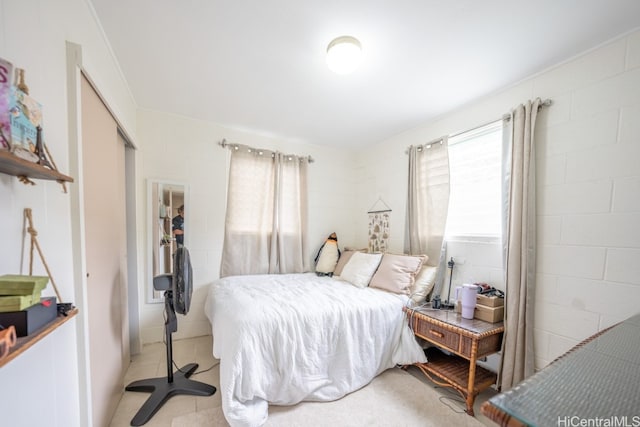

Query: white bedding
204 273 427 427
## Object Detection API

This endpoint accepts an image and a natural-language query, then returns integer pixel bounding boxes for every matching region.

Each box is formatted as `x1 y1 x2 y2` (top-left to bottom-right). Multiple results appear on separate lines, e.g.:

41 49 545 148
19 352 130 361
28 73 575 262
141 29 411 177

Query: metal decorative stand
442 257 456 309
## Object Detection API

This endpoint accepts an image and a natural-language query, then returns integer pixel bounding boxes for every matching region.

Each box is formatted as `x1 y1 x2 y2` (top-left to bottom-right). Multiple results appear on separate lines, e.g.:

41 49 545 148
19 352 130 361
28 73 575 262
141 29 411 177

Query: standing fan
125 247 216 426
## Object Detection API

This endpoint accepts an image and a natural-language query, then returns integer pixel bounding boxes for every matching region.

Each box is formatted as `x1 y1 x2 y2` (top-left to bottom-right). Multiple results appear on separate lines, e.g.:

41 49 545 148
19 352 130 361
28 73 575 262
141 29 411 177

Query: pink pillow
369 254 426 295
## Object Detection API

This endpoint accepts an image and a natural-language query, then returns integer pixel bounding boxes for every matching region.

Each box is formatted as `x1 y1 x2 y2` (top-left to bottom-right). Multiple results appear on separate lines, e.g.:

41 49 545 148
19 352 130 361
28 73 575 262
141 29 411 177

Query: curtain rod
218 139 314 163
451 98 552 139
406 98 553 153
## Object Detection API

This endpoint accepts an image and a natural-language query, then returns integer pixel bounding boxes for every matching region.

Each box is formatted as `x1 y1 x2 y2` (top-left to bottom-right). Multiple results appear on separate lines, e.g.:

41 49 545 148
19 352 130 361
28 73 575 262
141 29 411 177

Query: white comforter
204 273 427 427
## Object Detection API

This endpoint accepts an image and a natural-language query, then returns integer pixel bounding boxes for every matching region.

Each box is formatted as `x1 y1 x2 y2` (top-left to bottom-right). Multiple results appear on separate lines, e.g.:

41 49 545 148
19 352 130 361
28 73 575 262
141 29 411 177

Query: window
445 121 502 238
224 152 304 235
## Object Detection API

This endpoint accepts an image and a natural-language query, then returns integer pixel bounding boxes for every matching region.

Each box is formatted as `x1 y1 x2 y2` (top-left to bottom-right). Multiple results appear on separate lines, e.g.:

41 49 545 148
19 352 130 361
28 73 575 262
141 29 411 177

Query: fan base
125 362 216 426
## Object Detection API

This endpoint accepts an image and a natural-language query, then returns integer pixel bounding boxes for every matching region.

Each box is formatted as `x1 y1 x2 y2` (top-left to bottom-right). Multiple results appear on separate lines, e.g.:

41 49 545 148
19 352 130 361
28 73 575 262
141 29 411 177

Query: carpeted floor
172 366 490 427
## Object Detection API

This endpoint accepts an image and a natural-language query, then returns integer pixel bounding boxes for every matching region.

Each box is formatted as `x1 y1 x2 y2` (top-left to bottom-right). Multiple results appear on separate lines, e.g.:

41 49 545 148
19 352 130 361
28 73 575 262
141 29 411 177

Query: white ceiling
89 0 640 149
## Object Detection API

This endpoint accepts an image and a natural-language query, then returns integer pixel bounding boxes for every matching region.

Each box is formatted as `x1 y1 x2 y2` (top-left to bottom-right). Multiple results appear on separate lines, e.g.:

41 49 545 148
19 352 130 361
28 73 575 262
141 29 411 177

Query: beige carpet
172 367 487 427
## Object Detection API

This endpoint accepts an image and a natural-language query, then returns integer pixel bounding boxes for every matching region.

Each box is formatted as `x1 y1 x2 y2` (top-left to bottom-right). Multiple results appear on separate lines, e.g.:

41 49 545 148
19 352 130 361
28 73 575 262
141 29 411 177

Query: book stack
0 275 57 336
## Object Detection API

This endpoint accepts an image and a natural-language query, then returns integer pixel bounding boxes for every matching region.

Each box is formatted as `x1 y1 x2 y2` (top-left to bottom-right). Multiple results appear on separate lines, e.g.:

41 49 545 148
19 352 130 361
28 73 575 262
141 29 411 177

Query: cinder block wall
355 29 640 370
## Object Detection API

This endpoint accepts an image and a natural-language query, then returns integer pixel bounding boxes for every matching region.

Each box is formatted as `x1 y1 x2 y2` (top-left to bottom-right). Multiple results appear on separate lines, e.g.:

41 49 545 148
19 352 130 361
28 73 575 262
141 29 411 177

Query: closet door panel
81 75 129 427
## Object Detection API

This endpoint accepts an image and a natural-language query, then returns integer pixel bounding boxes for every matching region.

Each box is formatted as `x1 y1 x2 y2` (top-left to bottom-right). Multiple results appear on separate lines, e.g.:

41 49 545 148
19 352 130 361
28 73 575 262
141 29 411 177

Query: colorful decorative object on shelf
9 85 41 162
0 57 12 151
0 58 69 191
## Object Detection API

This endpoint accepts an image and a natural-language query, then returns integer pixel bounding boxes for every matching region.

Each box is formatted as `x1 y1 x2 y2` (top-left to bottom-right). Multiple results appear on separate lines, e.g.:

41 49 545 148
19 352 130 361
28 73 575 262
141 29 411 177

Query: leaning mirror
147 179 188 303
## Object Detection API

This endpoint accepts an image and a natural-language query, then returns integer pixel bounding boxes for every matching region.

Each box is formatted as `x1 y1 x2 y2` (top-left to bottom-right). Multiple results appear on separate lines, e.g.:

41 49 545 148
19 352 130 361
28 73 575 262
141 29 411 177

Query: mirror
147 179 188 303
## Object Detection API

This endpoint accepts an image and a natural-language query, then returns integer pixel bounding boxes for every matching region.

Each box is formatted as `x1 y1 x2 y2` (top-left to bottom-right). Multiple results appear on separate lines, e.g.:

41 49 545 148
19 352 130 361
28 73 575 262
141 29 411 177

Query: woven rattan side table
404 307 504 416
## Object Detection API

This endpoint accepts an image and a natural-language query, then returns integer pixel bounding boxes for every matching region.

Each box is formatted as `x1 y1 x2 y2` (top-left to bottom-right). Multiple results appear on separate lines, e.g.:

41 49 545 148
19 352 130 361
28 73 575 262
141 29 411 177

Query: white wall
355 29 640 369
0 0 137 426
136 109 358 343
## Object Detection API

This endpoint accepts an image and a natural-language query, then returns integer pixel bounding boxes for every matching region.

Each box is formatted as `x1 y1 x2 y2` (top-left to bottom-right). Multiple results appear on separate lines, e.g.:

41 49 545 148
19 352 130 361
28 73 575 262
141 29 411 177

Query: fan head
172 247 193 315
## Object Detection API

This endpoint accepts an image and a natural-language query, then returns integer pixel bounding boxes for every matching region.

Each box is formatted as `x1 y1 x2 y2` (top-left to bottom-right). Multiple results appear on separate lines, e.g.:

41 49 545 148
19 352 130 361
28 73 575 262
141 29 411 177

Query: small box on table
474 304 504 323
476 294 504 308
0 297 57 337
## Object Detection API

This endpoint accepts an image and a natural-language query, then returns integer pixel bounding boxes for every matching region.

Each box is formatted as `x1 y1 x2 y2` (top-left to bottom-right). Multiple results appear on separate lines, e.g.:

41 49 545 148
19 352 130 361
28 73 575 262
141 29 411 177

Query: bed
204 272 428 427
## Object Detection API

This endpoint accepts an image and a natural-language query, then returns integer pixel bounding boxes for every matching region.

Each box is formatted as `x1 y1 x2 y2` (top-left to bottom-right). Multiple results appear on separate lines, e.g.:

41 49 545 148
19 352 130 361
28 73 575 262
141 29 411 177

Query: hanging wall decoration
367 198 391 253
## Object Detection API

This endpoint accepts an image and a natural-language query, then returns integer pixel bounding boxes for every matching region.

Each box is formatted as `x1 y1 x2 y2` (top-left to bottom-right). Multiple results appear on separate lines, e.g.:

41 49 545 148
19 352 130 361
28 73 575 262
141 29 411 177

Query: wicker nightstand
404 307 504 416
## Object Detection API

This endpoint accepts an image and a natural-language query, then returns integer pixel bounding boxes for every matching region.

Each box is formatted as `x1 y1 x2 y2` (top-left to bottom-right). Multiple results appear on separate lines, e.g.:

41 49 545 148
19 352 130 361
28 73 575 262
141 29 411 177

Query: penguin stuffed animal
314 232 341 276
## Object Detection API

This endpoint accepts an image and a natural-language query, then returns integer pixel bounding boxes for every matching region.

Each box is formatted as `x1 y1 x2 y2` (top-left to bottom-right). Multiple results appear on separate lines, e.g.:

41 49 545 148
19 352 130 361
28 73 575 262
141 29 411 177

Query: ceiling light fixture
326 35 362 74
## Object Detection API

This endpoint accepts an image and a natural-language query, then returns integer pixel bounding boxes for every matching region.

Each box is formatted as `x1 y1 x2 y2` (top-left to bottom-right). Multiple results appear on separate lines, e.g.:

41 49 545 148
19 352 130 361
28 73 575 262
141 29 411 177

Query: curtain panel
404 140 450 294
220 145 309 277
498 98 541 390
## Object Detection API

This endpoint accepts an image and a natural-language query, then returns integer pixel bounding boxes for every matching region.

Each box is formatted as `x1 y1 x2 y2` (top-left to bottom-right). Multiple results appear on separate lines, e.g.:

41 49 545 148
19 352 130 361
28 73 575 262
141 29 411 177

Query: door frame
66 41 140 426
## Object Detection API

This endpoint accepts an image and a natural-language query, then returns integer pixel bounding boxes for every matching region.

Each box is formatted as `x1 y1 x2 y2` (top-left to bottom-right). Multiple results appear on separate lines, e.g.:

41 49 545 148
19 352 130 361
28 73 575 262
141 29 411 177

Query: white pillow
333 249 366 276
339 252 383 288
410 265 438 303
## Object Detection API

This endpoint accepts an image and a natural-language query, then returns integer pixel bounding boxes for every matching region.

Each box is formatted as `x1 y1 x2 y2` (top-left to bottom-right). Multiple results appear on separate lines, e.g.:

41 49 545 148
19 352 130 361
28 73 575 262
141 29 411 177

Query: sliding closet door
81 75 130 427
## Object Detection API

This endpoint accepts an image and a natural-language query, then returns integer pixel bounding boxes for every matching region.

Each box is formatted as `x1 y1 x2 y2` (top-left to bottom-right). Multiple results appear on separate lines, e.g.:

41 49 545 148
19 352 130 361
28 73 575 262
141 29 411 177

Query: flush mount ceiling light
326 35 362 74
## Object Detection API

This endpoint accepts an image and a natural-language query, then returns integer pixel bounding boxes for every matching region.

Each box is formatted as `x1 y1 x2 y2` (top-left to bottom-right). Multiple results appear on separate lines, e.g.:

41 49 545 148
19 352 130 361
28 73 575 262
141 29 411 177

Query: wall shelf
0 150 74 182
0 308 78 368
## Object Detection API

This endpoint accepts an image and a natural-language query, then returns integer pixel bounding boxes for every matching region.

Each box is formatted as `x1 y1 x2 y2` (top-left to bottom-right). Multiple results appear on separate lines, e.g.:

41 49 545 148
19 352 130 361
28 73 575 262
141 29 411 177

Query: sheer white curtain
498 98 540 390
220 145 309 277
404 140 450 291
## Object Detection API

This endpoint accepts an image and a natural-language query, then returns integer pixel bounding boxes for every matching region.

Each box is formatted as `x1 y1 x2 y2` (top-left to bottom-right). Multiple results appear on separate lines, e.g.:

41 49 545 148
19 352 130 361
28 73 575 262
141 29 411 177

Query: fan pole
165 290 177 383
